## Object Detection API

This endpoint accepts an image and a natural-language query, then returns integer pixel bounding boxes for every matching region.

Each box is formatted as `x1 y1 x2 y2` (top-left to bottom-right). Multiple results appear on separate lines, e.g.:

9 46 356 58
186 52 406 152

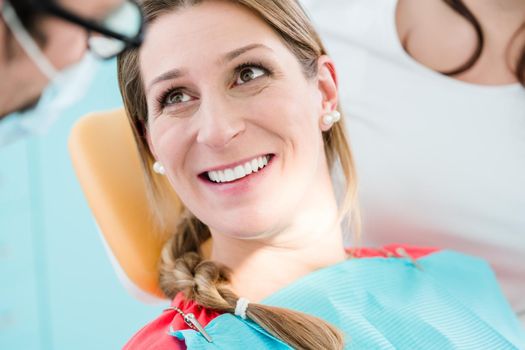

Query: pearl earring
322 110 341 127
153 161 166 175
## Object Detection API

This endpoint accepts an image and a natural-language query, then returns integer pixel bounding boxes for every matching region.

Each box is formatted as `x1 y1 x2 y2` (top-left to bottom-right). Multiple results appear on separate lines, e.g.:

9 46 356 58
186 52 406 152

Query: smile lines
207 155 270 183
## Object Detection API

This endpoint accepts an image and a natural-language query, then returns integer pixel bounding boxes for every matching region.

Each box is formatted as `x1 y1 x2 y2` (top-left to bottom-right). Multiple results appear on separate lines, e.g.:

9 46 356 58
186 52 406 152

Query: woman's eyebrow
147 44 273 93
147 67 187 93
218 43 273 64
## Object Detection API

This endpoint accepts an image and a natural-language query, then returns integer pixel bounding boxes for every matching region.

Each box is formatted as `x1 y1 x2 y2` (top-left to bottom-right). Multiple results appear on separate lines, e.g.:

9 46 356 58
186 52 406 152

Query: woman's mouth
200 154 274 184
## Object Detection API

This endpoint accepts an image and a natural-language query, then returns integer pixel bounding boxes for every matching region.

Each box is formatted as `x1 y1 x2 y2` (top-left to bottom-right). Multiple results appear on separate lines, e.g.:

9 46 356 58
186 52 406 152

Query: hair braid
159 215 344 349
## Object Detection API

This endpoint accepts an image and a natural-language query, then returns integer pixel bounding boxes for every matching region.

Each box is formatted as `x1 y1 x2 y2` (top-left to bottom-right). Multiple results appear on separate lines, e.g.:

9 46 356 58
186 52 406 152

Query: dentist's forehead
57 0 125 20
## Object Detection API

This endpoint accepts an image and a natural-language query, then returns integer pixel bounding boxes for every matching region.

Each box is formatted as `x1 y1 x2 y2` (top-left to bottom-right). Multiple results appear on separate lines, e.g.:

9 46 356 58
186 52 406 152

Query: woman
300 0 525 319
118 0 525 349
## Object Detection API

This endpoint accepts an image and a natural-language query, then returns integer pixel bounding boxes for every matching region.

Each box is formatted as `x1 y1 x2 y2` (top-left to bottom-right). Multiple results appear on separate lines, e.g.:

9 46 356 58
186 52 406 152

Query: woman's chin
209 219 284 241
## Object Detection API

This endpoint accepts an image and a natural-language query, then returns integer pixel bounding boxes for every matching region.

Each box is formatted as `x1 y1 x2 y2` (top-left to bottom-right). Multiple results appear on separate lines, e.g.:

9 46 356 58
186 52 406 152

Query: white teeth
224 169 235 182
207 155 271 183
234 165 245 179
251 159 259 172
244 162 253 174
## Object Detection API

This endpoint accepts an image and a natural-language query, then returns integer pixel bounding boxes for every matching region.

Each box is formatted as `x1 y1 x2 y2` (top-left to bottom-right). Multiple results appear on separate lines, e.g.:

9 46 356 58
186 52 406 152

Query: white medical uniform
300 0 525 319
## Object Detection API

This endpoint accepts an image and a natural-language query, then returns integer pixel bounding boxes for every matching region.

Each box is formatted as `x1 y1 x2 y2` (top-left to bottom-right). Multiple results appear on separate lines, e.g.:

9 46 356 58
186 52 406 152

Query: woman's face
140 0 338 238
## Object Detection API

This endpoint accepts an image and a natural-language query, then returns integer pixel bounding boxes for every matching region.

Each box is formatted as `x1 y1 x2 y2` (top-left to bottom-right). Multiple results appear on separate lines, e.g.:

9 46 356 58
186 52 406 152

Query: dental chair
68 108 169 303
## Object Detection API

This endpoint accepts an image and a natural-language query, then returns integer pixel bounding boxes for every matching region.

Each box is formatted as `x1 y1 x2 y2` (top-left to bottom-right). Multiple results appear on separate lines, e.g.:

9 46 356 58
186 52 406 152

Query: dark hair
9 0 46 44
442 0 525 86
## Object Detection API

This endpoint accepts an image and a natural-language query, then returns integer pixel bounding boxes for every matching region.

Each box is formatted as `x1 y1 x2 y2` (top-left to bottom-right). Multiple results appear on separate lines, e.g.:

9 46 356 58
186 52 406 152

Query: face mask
0 54 99 147
0 1 100 147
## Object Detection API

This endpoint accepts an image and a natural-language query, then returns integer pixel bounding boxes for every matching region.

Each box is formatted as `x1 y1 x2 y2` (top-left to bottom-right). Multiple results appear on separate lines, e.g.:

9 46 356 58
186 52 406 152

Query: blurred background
0 59 165 350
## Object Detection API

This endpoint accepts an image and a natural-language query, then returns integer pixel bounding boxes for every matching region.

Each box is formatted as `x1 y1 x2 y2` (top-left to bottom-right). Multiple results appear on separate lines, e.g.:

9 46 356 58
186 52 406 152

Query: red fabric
123 244 439 349
348 244 439 259
123 293 222 350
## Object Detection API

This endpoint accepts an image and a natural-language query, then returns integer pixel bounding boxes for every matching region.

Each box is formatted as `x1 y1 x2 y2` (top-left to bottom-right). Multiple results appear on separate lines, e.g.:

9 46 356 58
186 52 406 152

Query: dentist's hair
118 1 358 349
6 0 46 45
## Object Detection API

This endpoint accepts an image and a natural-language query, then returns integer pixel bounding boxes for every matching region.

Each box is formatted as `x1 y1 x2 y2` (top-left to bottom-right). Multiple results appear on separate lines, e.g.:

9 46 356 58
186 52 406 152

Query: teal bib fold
171 251 525 349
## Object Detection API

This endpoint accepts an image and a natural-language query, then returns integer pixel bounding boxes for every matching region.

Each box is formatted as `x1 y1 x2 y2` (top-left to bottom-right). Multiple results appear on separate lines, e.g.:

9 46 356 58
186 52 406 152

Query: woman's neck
467 0 525 13
211 226 347 302
210 187 347 302
463 0 525 27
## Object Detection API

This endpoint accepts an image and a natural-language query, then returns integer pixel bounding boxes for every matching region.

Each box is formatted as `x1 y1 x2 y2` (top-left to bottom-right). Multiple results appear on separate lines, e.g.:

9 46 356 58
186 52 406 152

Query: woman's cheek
148 120 178 159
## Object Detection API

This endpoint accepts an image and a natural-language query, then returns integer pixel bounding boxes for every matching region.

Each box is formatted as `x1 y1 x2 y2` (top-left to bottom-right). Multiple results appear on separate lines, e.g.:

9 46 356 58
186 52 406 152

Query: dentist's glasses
6 0 145 59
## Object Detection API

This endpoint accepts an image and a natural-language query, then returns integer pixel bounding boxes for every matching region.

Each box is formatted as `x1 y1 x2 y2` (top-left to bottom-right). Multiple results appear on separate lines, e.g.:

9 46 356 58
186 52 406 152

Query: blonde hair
118 1 359 348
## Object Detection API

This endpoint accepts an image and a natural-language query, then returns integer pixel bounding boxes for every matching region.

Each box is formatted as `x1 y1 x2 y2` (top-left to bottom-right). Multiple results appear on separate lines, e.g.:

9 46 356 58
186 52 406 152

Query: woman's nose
196 96 245 149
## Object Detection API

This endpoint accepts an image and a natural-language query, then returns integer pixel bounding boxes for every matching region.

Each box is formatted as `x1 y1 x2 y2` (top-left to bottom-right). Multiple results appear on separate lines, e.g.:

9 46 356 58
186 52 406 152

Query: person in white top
300 0 525 321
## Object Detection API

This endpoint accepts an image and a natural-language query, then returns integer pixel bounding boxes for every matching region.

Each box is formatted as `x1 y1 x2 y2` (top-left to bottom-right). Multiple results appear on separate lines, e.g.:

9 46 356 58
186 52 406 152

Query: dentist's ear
316 55 339 131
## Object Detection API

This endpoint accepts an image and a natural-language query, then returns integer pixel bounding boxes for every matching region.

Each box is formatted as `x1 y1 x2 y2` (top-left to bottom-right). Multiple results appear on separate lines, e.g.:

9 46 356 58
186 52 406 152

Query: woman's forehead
139 1 286 82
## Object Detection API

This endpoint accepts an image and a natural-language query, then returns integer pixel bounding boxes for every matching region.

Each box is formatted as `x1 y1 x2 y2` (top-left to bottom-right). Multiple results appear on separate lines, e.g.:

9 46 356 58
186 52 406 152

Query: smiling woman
117 0 525 349
119 0 354 348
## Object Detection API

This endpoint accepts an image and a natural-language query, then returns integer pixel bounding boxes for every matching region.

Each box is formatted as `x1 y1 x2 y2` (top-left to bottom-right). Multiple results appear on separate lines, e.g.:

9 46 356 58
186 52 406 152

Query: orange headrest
68 108 167 298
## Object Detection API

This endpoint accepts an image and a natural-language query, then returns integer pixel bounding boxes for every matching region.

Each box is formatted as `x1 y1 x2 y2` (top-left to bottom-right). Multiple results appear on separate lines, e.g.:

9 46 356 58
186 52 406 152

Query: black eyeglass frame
28 0 144 57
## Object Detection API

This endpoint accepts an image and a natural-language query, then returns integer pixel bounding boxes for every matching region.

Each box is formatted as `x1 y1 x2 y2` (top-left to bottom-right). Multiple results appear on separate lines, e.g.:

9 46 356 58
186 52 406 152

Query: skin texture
140 0 347 302
396 0 525 85
0 0 124 118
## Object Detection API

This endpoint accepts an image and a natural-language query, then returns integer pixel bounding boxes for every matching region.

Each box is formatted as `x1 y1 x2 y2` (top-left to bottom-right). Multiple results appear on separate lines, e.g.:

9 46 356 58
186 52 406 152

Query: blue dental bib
171 251 525 349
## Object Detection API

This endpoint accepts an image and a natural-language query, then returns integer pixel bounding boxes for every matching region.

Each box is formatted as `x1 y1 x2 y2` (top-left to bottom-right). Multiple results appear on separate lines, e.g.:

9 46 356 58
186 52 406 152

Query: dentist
0 0 144 146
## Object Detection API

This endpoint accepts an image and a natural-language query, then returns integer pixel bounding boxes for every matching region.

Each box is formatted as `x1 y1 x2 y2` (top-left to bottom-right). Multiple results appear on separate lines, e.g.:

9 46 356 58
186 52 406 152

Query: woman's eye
164 90 191 106
235 67 266 85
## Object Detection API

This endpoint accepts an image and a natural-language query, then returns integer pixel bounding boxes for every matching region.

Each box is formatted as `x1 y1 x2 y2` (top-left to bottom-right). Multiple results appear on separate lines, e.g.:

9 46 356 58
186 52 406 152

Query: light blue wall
0 60 165 350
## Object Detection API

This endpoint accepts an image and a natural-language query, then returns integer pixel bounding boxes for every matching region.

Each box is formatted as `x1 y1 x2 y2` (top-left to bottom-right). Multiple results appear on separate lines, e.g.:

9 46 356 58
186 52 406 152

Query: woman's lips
198 154 275 193
199 154 274 184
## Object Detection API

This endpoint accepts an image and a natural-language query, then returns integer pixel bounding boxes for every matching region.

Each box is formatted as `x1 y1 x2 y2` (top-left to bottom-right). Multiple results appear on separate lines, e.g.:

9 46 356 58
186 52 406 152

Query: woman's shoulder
347 244 494 273
347 243 440 259
123 308 186 350
123 293 223 350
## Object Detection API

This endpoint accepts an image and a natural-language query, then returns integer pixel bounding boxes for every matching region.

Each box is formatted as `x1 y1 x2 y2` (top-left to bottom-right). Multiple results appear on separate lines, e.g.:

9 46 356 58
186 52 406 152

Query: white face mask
0 1 99 147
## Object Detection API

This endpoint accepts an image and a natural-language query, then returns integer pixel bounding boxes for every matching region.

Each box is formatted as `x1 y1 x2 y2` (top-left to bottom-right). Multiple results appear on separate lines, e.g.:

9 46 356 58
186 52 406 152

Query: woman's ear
317 55 339 131
146 129 166 175
145 127 159 162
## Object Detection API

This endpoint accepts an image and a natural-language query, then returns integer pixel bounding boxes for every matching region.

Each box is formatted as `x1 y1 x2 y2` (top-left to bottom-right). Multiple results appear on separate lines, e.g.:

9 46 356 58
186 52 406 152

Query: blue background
0 60 165 349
